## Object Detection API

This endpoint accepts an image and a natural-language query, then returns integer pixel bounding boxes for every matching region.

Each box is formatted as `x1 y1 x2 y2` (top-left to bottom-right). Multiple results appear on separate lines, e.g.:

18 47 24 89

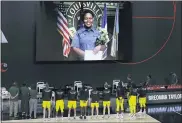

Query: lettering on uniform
142 88 146 91
70 91 76 94
93 91 98 94
133 88 137 93
104 90 110 93
57 91 63 95
45 90 51 92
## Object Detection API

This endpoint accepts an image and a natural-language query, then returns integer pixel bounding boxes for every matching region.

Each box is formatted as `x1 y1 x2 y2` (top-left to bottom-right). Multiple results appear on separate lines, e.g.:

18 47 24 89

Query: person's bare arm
72 47 85 57
100 45 106 51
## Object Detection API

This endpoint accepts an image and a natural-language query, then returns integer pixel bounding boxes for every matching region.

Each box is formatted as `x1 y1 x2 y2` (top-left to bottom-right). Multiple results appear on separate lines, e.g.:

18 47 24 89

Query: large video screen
36 1 132 62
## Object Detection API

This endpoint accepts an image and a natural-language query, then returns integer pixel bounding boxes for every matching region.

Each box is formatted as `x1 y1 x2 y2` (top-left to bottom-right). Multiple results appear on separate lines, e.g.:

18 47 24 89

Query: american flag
57 2 70 57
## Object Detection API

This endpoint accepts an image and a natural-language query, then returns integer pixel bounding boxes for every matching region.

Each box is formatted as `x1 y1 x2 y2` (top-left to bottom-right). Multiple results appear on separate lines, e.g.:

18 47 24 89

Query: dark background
35 1 132 62
1 1 181 88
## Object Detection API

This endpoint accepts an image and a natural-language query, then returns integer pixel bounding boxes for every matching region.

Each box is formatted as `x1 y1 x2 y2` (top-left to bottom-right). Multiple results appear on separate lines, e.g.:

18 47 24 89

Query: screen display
35 1 132 62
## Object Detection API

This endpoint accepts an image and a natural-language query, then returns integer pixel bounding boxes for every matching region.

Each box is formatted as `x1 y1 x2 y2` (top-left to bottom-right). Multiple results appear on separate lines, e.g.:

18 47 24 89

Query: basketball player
51 91 56 118
79 86 89 119
55 86 65 120
42 84 52 121
67 87 77 119
138 86 147 114
90 87 100 119
116 82 125 119
128 82 137 119
102 84 111 118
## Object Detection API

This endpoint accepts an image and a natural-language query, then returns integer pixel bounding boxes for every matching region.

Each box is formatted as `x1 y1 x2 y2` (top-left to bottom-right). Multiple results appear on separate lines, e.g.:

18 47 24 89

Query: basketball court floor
1 100 182 123
2 114 160 123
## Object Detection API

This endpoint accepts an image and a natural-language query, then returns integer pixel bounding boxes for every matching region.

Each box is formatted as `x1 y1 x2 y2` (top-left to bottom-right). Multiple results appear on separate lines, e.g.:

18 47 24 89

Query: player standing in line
138 86 147 114
102 83 111 118
90 87 100 119
67 87 77 119
128 82 137 119
55 86 65 120
79 86 89 119
126 75 133 99
51 91 56 118
116 82 126 119
42 84 52 121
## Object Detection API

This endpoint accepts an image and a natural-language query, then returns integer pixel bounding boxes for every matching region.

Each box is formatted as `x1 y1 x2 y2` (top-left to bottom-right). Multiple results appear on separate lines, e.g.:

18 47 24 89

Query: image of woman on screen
71 10 106 61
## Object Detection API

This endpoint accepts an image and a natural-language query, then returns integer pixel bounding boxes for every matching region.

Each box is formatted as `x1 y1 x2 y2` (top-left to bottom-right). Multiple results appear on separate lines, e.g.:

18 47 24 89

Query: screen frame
34 1 132 64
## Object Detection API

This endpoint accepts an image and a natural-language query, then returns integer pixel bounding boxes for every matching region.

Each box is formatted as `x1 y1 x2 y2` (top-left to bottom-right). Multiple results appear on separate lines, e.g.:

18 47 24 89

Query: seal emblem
66 2 103 37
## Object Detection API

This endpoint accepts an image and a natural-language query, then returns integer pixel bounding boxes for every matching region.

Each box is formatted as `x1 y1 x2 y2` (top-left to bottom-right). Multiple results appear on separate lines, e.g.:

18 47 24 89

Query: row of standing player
41 82 147 120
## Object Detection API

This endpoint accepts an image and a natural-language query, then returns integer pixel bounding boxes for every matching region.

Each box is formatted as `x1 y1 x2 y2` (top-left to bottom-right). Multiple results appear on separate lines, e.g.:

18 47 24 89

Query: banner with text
147 91 182 104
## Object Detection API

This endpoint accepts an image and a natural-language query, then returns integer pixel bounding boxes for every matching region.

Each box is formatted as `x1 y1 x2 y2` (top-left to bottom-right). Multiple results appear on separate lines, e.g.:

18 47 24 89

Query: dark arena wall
1 1 181 88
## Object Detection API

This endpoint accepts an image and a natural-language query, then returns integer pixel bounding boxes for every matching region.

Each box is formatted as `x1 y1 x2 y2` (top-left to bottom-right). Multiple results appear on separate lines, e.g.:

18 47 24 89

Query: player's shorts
42 101 51 109
139 97 146 107
103 101 111 107
67 100 77 109
80 100 88 107
91 102 99 108
56 100 64 112
116 97 124 111
116 97 124 106
129 95 137 106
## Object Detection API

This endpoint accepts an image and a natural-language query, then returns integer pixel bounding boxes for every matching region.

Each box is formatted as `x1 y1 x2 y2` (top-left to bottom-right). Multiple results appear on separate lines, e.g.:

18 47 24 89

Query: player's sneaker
80 116 83 119
143 110 146 114
129 114 134 119
129 113 132 117
43 118 47 122
116 114 119 119
132 114 136 119
138 109 142 113
120 113 124 119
